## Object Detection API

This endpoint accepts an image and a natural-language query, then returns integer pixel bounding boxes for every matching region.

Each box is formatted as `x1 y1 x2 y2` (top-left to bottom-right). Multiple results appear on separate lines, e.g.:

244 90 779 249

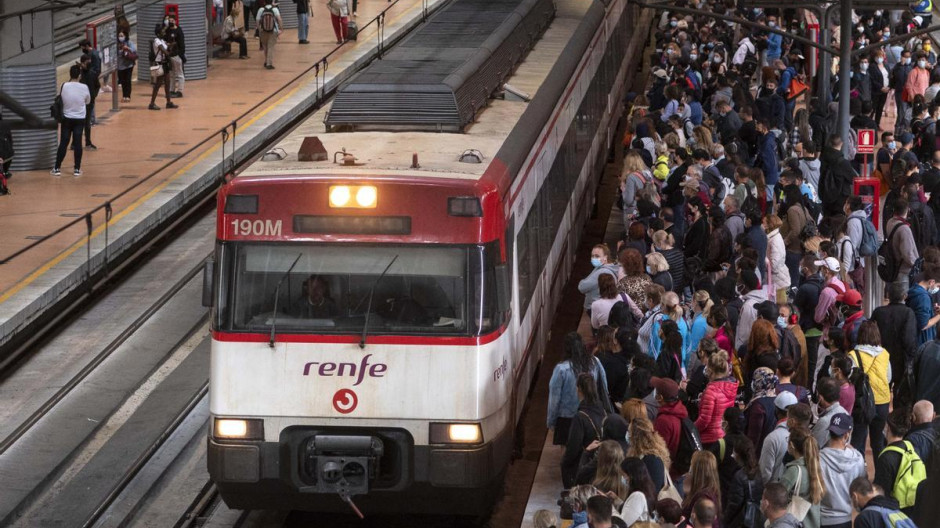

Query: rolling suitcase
347 20 358 41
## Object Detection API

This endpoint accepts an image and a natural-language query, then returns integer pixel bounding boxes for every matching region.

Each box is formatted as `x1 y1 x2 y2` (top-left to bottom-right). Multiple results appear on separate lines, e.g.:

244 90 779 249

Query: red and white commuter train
206 0 638 514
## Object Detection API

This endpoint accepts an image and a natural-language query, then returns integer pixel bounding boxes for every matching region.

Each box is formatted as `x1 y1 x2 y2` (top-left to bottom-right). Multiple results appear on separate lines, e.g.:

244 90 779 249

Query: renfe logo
302 353 388 386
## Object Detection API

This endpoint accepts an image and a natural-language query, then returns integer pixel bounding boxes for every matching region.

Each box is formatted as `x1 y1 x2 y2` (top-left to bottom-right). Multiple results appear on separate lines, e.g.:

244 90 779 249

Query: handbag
49 83 65 123
852 349 877 425
657 471 682 503
149 64 164 82
123 48 138 61
786 77 809 101
786 466 812 521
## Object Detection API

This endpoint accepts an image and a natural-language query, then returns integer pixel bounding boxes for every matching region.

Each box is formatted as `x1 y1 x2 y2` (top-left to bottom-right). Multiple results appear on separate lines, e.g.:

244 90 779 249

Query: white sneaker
51 168 61 176
73 169 82 177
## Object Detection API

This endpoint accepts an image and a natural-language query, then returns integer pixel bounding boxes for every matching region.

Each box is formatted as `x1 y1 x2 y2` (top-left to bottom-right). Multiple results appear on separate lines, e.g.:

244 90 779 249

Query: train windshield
216 244 499 336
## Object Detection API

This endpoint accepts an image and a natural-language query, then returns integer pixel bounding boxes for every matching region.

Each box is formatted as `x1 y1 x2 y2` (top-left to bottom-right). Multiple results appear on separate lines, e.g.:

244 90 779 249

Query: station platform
0 0 445 349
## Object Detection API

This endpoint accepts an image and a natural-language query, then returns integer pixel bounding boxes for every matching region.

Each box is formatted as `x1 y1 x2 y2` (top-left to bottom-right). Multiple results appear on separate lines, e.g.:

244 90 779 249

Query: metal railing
0 0 431 281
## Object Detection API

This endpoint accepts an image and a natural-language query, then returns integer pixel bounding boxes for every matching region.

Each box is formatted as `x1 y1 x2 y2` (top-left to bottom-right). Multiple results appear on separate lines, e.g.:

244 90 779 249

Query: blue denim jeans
297 13 308 41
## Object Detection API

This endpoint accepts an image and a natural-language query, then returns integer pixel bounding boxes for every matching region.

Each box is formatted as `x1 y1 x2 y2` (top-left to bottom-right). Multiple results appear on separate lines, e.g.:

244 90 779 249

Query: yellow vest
853 346 891 405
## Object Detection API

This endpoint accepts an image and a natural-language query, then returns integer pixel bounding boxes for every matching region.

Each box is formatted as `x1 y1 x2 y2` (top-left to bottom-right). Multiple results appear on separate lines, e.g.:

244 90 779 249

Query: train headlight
329 185 378 208
429 423 483 445
214 418 264 440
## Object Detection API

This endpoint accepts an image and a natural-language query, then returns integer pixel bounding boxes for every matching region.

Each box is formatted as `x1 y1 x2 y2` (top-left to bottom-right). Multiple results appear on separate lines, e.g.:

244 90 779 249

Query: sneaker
149 103 161 110
85 144 97 151
73 169 82 177
239 55 250 59
299 40 310 44
265 64 275 70
51 168 61 176
166 102 179 109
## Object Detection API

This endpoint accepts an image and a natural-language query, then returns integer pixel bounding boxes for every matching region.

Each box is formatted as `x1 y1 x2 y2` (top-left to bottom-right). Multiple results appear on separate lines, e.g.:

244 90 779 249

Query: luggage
347 20 358 40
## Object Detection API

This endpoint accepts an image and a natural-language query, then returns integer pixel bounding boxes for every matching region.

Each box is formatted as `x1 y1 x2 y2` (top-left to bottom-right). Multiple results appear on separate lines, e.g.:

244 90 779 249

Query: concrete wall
0 0 54 67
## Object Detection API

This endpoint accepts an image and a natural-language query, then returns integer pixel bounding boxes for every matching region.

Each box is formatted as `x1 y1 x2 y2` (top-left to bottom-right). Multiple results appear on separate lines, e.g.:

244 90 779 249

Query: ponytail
789 427 826 503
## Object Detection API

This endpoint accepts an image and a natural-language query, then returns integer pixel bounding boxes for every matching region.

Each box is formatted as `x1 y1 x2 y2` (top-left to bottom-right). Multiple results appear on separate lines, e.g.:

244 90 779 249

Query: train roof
237 0 592 184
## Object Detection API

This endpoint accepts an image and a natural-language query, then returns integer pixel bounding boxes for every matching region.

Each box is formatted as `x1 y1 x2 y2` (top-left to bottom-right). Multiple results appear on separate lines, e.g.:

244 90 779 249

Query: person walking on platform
242 0 257 34
52 65 90 177
295 0 311 44
78 54 99 151
257 1 282 70
116 30 137 102
149 25 179 111
165 16 186 98
327 0 350 44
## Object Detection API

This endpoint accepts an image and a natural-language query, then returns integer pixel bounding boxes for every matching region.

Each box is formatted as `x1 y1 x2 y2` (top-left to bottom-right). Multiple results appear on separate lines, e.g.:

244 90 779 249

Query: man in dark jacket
818 135 856 217
871 282 919 394
79 53 99 151
755 117 780 194
647 68 669 112
851 476 914 528
891 49 914 133
794 256 825 381
905 400 938 463
744 208 768 278
914 340 940 409
715 100 742 143
756 78 786 131
738 106 760 163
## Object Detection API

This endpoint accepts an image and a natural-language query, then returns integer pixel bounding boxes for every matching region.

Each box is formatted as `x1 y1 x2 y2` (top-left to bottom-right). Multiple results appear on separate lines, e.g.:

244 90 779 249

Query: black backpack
674 417 703 475
852 349 877 425
818 164 841 211
878 221 907 282
908 204 933 253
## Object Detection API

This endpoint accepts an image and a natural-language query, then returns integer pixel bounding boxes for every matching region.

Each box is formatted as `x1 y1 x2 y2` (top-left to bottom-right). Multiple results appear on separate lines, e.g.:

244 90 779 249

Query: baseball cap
652 68 668 80
829 413 854 435
836 289 862 307
651 377 679 400
774 391 798 411
814 257 840 273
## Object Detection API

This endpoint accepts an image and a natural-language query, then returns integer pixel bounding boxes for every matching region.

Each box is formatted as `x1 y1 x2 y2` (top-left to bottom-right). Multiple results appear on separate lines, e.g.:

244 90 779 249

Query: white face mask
919 60 928 68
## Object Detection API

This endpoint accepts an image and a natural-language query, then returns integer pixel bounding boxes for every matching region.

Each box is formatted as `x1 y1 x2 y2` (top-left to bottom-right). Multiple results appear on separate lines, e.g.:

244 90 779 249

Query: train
204 0 637 515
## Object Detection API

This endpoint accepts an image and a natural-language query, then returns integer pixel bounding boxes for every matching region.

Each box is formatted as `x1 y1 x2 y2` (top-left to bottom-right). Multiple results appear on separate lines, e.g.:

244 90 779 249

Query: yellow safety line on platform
0 4 420 305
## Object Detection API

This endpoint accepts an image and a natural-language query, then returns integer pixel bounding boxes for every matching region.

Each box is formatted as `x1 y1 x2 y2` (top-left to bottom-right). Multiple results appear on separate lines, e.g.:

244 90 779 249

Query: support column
838 0 853 155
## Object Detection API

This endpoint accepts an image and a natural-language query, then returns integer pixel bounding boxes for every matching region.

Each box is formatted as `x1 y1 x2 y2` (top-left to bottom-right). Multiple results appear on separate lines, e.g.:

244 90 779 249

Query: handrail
0 0 414 269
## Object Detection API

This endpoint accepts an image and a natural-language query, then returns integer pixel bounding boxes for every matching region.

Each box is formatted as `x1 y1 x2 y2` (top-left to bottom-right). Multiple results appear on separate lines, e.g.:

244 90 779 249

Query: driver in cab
293 275 339 318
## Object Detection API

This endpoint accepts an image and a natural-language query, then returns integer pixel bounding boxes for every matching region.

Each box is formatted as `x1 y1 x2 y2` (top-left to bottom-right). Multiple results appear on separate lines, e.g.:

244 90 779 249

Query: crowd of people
534 2 940 527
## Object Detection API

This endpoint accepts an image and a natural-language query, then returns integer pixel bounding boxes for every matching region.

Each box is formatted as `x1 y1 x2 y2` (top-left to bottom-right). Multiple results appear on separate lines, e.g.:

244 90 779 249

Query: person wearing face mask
906 264 940 344
854 56 873 106
885 198 921 292
871 280 919 392
892 50 915 133
764 16 782 62
115 32 136 103
819 413 867 528
903 52 931 108
870 50 891 127
578 244 620 315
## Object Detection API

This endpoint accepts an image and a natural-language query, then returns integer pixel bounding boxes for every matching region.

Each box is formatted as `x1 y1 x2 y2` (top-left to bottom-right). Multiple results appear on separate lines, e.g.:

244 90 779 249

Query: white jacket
766 229 791 290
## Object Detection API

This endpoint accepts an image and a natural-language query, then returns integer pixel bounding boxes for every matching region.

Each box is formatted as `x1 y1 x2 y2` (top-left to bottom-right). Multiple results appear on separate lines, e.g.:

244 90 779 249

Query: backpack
743 478 765 528
868 506 918 528
822 281 845 327
673 417 703 475
852 349 877 425
850 216 881 257
845 128 859 159
778 327 802 368
741 43 759 77
878 221 907 282
880 440 927 509
630 171 659 206
259 6 277 32
49 83 65 123
907 204 933 253
771 129 788 161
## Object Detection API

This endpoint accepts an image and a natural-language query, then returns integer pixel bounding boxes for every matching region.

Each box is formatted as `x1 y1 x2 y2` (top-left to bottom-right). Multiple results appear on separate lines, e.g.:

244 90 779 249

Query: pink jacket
694 378 739 444
905 66 930 99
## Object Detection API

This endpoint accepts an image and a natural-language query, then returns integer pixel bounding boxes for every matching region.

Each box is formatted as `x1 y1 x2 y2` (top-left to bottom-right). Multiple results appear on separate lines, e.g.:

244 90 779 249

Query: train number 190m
231 219 283 237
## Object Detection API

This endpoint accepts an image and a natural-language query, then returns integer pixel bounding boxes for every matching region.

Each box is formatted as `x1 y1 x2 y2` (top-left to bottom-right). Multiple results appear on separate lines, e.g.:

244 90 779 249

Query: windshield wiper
269 253 303 348
360 255 399 349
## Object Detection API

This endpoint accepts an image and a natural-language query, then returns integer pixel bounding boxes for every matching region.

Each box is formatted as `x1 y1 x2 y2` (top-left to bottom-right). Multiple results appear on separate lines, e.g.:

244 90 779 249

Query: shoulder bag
786 465 812 521
49 83 65 123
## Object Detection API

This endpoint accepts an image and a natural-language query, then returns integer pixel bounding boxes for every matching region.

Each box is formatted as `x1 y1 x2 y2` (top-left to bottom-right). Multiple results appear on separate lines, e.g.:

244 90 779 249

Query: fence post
103 202 113 279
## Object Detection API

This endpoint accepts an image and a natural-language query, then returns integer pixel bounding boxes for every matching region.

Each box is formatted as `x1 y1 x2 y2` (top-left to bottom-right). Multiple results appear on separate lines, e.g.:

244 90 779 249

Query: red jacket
655 399 689 460
694 378 739 444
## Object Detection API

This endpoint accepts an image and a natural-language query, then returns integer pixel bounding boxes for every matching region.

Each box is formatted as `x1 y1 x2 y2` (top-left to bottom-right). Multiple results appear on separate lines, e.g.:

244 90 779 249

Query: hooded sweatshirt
799 157 822 198
735 289 767 350
654 399 689 461
811 402 846 449
819 445 867 525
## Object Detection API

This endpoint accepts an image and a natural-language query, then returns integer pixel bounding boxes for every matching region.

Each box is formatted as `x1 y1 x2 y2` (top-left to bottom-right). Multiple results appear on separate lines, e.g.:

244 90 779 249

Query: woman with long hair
626 417 671 491
691 125 715 154
621 151 651 223
750 167 768 215
828 353 855 415
694 349 739 453
646 252 673 292
679 337 720 421
621 397 649 424
591 274 641 330
780 427 825 528
649 291 691 361
561 373 608 488
590 440 629 501
682 450 722 526
617 248 653 307
745 319 779 379
849 320 891 456
548 332 612 447
706 305 734 356
637 283 667 357
724 436 764 528
619 457 657 524
651 230 685 293
688 290 714 363
656 322 685 382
